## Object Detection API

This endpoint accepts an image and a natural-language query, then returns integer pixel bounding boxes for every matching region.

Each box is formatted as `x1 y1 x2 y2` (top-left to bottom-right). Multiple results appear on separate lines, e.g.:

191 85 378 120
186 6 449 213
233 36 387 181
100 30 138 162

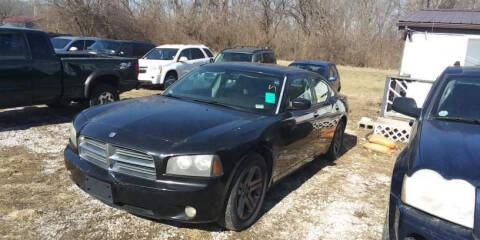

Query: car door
310 76 341 156
273 76 317 180
176 48 194 77
0 31 32 108
26 32 62 104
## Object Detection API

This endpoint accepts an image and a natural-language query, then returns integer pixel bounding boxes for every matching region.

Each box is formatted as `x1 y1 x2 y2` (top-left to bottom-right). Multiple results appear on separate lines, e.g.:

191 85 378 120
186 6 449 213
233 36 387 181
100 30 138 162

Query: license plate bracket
85 176 113 204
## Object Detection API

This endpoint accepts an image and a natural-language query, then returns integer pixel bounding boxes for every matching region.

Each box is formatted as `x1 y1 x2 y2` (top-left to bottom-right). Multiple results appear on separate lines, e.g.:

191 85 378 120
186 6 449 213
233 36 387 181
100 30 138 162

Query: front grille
139 66 147 73
79 137 108 168
78 136 156 180
110 146 156 180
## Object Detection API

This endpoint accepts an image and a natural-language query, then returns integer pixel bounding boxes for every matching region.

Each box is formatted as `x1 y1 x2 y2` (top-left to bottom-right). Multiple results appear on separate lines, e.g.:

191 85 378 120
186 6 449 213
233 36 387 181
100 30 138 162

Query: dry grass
0 64 398 240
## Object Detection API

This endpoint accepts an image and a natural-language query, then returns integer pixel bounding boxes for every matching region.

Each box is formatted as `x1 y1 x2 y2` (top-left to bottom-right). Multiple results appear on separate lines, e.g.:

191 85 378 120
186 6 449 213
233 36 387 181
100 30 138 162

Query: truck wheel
218 153 268 231
162 74 177 90
89 84 119 107
327 119 345 160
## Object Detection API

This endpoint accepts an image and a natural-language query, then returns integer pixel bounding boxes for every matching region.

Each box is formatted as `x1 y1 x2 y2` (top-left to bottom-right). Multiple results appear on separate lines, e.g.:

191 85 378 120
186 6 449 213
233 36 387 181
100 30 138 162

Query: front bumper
388 193 473 240
138 72 162 85
64 147 226 223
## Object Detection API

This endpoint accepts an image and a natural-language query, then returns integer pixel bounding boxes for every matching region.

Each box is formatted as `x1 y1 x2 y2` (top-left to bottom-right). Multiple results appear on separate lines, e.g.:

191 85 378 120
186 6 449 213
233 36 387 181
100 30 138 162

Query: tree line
1 0 479 69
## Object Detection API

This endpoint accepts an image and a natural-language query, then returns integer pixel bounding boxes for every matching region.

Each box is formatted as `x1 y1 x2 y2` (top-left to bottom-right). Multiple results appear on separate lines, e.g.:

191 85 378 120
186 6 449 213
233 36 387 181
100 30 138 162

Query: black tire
89 84 119 107
162 73 177 90
327 119 345 160
218 153 268 231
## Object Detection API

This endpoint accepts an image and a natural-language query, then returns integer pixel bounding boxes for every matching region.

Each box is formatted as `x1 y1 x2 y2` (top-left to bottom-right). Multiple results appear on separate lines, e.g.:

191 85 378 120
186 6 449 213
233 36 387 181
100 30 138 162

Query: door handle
314 113 320 118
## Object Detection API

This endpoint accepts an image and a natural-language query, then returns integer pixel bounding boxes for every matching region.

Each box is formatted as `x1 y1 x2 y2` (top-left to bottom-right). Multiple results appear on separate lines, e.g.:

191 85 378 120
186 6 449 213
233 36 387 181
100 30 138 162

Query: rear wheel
219 153 268 231
327 119 345 160
89 84 119 107
162 73 177 90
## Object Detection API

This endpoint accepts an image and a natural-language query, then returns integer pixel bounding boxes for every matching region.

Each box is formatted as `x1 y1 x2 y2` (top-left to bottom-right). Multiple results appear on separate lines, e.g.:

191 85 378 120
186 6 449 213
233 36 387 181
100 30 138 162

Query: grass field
0 63 399 240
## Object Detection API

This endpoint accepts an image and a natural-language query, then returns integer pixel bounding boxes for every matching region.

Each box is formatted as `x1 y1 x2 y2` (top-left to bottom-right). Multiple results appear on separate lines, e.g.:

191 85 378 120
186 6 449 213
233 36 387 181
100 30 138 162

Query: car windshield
88 40 120 51
143 48 178 60
431 76 480 122
289 63 327 76
51 38 71 49
215 52 253 62
164 68 283 114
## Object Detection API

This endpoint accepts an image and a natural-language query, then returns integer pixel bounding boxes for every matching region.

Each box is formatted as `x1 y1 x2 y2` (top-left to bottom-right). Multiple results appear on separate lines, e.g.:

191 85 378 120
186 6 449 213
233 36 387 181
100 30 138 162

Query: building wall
400 31 480 81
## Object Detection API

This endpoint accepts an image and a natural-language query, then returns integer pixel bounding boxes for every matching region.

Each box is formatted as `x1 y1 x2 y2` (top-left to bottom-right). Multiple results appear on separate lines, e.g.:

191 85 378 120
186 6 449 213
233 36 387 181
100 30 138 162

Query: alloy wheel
236 166 264 220
98 92 115 105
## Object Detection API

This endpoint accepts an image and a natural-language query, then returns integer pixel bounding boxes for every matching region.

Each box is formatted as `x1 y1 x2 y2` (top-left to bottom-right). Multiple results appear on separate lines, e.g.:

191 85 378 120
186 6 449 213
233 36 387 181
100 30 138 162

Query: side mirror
68 46 78 51
210 58 214 63
328 76 337 82
327 96 337 105
392 97 421 118
179 56 189 62
288 98 311 110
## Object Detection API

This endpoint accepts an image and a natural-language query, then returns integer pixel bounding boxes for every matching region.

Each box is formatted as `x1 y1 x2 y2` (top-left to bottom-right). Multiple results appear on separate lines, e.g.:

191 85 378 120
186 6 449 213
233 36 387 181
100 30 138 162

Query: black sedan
64 63 348 230
384 67 480 239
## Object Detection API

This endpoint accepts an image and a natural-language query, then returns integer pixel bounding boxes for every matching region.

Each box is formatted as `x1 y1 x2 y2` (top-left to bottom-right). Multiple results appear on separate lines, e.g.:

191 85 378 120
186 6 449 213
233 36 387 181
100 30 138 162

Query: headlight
401 169 475 228
166 155 223 177
69 123 78 149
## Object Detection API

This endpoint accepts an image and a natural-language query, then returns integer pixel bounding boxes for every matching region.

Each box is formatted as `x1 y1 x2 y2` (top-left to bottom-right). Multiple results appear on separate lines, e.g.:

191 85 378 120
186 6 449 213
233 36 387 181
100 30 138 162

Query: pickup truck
0 28 139 109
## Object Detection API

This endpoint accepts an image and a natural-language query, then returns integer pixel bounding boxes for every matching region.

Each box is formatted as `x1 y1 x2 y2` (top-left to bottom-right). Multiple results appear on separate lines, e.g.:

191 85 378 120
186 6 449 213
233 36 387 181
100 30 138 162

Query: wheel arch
84 71 120 98
218 143 273 215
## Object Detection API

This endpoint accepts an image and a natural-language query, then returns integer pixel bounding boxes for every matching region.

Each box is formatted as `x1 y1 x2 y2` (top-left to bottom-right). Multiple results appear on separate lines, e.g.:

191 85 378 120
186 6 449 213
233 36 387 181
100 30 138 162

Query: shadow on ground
147 133 358 232
0 104 85 132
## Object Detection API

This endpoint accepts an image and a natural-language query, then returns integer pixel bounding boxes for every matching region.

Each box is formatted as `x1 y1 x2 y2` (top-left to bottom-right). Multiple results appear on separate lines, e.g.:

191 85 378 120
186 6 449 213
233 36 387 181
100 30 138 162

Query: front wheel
89 84 119 107
162 74 177 90
219 154 268 231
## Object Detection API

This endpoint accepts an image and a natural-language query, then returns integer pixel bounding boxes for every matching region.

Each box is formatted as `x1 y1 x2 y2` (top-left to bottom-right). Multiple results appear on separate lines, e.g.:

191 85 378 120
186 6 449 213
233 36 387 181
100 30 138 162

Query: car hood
139 59 175 67
412 119 480 184
79 95 264 152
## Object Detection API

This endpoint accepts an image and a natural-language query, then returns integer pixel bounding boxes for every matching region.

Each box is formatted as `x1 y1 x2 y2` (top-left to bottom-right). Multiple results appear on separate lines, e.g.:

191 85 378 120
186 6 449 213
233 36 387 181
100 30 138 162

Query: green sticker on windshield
265 92 276 104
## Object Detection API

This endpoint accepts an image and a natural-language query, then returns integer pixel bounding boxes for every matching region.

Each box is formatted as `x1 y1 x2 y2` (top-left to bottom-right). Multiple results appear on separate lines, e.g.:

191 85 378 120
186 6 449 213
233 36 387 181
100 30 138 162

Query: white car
138 44 214 89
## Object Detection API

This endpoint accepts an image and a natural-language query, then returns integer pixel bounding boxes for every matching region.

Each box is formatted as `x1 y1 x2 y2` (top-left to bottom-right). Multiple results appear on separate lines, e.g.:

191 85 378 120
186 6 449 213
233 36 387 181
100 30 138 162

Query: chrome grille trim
77 135 156 180
79 137 108 168
110 146 156 179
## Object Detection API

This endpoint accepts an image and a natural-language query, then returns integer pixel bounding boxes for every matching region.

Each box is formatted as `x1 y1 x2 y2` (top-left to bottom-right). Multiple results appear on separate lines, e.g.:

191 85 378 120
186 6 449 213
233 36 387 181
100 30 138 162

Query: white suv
138 44 214 89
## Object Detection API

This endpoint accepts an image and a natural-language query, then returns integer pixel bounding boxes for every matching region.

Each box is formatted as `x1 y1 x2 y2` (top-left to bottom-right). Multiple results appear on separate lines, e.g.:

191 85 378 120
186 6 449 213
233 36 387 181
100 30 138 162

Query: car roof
443 66 480 77
116 39 153 44
290 60 333 66
201 62 315 77
156 44 209 49
0 27 44 33
220 47 272 54
52 36 101 41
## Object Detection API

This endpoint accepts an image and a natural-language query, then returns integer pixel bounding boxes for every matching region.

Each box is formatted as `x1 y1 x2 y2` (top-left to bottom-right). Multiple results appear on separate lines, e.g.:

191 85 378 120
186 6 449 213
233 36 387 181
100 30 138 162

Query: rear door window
262 52 276 63
0 32 28 60
26 33 54 59
191 48 206 59
179 48 192 60
203 48 214 58
85 40 95 49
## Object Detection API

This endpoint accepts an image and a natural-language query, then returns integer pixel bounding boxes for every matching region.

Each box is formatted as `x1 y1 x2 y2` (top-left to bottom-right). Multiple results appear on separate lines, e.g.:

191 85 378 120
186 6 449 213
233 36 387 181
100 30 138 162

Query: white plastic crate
373 117 412 143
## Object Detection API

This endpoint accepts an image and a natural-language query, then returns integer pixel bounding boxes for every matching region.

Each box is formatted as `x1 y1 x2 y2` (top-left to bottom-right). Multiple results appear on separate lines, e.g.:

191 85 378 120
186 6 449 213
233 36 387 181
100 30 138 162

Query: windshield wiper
190 98 244 111
432 116 480 125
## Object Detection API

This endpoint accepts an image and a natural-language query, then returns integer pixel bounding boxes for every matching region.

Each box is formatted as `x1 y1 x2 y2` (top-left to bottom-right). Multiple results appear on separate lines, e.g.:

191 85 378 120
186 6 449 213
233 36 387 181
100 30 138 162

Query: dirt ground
0 64 399 240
